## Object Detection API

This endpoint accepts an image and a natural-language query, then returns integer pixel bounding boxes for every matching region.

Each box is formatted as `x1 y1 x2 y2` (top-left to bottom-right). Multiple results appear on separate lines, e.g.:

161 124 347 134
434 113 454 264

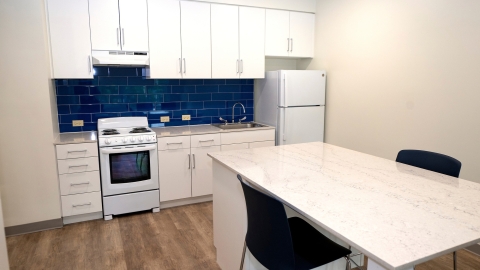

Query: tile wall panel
55 67 254 133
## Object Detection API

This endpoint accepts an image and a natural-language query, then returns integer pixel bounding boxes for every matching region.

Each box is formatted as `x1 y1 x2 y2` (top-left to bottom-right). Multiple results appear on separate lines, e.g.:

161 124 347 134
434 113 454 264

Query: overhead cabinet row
46 0 315 79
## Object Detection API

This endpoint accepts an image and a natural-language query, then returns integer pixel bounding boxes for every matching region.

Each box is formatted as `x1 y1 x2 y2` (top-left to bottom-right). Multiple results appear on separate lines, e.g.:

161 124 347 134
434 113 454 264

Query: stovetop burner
102 129 120 135
129 127 151 134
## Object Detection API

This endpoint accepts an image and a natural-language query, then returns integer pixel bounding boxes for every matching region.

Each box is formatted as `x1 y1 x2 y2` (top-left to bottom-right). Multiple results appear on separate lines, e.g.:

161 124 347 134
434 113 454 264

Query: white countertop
54 124 275 144
208 142 480 270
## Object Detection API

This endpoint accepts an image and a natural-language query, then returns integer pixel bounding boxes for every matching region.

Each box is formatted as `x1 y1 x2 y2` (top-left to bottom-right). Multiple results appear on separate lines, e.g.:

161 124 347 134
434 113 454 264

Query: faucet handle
219 117 228 125
238 116 247 123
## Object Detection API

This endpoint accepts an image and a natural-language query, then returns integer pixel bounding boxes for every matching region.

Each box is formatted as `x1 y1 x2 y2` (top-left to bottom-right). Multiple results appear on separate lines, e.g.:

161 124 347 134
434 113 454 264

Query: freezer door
277 106 325 145
279 70 326 107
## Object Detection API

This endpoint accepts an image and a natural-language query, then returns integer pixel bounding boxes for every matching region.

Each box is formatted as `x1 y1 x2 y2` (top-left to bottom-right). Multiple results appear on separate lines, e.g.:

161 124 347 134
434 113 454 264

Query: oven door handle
100 144 157 154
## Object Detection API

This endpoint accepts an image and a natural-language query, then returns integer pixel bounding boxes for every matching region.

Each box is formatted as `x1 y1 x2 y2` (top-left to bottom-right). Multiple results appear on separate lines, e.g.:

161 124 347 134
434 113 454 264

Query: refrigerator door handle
284 74 287 107
283 108 286 141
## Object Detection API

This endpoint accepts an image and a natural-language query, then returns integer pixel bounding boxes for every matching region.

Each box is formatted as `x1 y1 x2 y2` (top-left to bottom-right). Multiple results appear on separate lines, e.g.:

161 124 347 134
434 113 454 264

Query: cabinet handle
179 58 182 73
72 202 91 207
290 38 293 52
193 154 196 169
287 38 290 52
67 149 87 153
116 28 119 45
70 181 90 186
240 59 243 74
236 60 239 74
167 142 183 145
199 139 214 142
122 28 125 45
183 58 186 74
88 56 91 73
68 164 88 168
188 154 191 169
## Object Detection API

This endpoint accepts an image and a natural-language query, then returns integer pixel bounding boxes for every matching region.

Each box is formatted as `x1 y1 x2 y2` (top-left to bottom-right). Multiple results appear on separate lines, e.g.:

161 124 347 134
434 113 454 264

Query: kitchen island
208 142 480 270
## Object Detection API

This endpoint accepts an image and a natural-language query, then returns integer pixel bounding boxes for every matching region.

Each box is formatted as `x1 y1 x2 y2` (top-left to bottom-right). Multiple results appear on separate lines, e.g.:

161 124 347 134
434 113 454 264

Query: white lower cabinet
61 192 103 217
192 146 221 197
158 148 192 202
221 143 249 151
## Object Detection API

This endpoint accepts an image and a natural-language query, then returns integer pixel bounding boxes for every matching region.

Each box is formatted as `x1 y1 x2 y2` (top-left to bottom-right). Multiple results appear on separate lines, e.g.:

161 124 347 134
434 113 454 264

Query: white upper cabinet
147 0 182 79
289 12 315 58
47 0 93 79
180 1 212 78
239 7 265 78
118 0 149 51
265 9 290 57
89 0 148 52
89 0 121 51
265 9 315 58
211 4 239 79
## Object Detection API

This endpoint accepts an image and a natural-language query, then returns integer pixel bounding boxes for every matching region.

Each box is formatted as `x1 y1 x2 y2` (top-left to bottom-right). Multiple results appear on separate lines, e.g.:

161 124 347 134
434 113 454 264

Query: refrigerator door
277 106 325 145
279 70 326 107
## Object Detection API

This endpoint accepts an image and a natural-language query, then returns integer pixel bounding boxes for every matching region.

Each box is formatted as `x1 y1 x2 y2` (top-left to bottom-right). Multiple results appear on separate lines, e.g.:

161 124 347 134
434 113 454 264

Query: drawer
59 171 101 196
61 191 102 217
221 129 275 145
157 136 191 150
191 133 220 148
249 141 275 149
57 157 99 175
56 143 98 160
221 143 249 152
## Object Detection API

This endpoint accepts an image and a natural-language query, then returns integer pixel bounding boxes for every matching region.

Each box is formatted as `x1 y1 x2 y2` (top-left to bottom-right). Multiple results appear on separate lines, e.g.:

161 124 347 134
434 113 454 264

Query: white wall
299 0 480 181
189 0 316 13
0 0 61 227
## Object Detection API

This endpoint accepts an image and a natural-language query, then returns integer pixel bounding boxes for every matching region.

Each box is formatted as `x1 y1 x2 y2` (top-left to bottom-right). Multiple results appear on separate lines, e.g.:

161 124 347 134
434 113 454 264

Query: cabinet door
239 7 265 78
211 4 239 79
89 0 121 51
47 0 93 78
265 9 289 57
118 0 149 51
191 146 221 197
147 0 182 78
180 1 211 78
221 143 249 151
289 12 315 58
158 148 191 202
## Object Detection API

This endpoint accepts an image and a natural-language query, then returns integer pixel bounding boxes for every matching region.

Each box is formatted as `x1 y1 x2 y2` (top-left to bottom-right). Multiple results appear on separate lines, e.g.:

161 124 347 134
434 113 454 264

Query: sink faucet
232 102 246 123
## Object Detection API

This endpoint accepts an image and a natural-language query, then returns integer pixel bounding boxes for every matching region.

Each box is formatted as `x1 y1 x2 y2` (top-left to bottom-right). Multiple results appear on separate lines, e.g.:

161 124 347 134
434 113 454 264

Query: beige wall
189 0 316 12
299 0 480 182
0 0 61 226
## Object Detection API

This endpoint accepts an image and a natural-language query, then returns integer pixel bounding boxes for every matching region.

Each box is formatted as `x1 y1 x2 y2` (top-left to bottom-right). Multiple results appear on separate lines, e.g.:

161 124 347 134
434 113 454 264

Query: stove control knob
122 137 128 143
130 137 136 142
105 138 111 145
146 136 151 141
138 136 144 142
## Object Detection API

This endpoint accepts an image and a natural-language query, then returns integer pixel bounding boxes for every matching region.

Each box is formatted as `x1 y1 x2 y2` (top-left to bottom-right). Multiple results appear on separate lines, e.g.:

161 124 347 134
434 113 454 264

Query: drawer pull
68 164 88 168
167 142 183 145
70 181 90 186
72 202 91 207
199 139 214 142
67 150 87 153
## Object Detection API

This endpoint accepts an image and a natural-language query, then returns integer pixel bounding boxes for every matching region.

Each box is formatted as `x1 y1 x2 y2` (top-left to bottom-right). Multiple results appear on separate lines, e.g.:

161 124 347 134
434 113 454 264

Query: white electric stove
97 117 160 220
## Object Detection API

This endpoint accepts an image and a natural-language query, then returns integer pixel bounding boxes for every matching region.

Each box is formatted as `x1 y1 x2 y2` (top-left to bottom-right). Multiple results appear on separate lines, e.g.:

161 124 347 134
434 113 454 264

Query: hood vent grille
92 50 149 66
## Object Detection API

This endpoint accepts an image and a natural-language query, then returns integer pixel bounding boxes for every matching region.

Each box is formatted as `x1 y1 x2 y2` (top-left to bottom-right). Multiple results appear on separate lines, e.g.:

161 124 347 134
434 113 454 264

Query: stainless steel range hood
92 50 149 66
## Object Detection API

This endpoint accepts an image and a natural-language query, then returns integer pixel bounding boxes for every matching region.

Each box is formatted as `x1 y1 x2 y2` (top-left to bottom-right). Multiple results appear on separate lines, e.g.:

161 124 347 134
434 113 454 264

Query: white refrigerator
255 70 326 145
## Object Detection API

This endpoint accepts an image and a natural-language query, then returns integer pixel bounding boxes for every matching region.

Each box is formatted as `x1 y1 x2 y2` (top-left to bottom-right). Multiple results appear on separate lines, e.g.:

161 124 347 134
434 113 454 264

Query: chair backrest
237 175 295 270
396 149 462 178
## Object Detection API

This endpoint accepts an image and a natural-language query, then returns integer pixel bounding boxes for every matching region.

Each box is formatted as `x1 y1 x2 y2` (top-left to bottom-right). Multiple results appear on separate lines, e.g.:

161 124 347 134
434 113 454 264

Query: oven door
99 143 159 196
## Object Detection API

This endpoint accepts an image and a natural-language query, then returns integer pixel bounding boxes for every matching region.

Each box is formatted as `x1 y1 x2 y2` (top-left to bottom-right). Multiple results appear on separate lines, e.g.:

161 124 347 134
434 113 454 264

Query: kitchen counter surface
54 131 97 145
208 142 480 270
54 124 275 144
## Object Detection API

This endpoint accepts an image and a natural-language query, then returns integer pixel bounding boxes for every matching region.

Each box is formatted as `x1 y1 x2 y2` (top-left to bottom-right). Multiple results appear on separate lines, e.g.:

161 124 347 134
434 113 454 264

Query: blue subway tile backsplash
55 67 254 133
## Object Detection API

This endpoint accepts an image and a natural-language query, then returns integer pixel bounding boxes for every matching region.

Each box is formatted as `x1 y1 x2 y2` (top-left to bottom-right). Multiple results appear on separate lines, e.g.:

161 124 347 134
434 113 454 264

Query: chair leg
239 240 247 270
453 251 457 270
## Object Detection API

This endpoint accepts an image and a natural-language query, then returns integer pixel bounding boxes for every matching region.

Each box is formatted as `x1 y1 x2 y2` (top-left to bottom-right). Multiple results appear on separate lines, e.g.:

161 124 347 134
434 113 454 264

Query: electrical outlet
182 115 191 121
72 120 84 127
160 116 170 122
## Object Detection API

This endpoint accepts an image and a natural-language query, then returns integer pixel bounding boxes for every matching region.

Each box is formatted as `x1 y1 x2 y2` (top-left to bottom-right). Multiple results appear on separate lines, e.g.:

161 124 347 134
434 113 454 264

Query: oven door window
109 151 151 184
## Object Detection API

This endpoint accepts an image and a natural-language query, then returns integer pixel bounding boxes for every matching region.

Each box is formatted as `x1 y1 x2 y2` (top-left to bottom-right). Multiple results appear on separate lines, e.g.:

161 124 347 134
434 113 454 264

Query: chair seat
288 217 352 270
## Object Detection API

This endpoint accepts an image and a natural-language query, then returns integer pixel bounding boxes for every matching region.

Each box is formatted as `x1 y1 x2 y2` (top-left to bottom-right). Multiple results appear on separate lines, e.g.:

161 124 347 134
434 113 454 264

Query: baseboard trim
465 244 480 256
5 218 63 237
63 212 103 225
160 195 212 209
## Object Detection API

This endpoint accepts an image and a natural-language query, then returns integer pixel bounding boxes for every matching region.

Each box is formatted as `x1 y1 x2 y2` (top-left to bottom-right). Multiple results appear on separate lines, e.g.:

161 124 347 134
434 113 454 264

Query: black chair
237 174 361 270
396 149 462 270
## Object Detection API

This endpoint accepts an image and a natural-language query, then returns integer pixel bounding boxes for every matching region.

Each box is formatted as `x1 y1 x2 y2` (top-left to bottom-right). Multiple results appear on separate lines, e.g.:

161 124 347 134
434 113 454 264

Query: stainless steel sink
212 122 267 130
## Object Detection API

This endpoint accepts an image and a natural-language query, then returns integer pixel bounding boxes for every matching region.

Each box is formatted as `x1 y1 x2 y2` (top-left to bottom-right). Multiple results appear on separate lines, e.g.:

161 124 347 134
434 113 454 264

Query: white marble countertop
54 124 275 144
208 142 480 270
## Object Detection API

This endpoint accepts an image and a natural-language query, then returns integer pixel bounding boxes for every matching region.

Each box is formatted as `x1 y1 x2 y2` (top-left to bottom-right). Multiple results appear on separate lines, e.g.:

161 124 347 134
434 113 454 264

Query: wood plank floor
6 202 480 270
